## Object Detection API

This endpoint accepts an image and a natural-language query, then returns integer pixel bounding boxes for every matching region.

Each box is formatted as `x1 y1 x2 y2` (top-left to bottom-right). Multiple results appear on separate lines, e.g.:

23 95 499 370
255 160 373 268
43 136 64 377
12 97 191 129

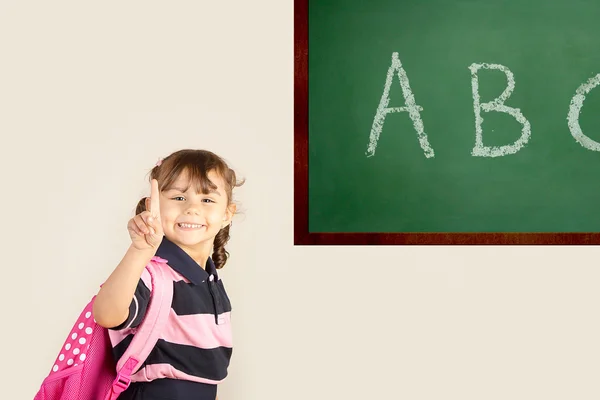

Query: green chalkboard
294 0 600 244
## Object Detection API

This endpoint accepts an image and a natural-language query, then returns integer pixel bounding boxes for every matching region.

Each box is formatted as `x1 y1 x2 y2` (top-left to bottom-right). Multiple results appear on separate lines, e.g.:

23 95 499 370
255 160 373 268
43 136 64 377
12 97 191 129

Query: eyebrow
165 186 221 195
165 186 188 192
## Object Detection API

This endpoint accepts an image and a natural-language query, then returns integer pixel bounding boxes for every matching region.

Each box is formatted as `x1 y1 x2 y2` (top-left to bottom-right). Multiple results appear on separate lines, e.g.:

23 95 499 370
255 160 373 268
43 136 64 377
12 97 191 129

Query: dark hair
136 149 244 269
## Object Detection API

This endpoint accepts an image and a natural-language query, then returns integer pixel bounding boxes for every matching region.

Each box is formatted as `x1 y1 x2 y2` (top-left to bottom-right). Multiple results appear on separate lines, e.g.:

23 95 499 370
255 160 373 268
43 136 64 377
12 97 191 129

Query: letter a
469 63 531 157
366 52 434 158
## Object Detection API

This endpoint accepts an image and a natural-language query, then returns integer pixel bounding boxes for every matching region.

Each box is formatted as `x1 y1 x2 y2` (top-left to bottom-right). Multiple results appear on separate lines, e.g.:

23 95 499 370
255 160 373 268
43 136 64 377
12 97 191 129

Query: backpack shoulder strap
107 256 173 399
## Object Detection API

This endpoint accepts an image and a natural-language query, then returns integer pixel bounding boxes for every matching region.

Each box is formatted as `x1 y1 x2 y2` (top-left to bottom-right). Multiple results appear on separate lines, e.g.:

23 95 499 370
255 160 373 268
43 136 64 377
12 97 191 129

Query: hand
127 179 164 250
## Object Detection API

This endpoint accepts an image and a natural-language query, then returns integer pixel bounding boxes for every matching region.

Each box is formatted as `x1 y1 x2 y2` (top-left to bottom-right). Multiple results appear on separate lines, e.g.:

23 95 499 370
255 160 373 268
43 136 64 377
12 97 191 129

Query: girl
92 149 244 400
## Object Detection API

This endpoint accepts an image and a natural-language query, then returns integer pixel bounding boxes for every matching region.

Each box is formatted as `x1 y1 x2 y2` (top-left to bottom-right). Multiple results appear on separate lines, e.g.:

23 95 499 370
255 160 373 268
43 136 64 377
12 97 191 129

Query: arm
92 179 163 329
92 245 155 328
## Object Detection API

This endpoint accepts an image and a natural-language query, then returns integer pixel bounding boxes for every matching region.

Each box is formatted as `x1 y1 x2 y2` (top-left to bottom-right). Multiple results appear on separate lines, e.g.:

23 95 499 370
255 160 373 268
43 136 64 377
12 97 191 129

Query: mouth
177 222 205 230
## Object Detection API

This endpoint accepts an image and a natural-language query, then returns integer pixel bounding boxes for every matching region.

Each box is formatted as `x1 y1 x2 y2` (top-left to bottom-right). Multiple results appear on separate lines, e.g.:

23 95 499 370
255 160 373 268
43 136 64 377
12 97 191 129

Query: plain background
1 1 599 399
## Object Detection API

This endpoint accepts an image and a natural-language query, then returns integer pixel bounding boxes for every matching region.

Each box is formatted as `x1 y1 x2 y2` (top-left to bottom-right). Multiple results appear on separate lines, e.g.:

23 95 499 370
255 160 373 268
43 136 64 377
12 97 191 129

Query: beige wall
1 1 599 399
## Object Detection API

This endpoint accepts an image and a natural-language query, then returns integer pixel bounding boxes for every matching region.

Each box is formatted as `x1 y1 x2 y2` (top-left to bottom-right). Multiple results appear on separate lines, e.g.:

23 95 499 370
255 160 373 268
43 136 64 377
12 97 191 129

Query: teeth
179 223 202 228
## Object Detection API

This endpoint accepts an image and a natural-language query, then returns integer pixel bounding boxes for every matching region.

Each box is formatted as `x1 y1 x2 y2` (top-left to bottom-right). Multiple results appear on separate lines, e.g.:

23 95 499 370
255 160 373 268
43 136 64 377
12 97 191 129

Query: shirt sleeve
109 269 152 331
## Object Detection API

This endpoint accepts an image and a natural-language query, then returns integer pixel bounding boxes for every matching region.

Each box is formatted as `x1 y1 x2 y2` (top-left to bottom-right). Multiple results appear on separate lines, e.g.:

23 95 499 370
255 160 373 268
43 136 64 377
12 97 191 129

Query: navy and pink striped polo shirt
108 237 233 387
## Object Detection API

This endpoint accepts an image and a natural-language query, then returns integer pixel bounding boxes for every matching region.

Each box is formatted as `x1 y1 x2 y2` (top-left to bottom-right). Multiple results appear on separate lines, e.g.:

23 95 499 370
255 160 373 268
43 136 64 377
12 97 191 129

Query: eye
202 198 215 203
173 196 186 201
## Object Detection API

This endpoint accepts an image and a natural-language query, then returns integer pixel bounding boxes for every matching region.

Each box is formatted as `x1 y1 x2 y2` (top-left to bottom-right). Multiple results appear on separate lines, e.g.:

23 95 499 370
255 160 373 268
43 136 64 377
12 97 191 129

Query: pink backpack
34 256 173 400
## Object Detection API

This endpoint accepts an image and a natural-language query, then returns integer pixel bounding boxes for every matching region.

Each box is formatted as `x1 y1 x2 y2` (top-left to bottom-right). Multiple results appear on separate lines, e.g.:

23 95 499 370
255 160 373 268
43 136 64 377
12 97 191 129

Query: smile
177 223 204 229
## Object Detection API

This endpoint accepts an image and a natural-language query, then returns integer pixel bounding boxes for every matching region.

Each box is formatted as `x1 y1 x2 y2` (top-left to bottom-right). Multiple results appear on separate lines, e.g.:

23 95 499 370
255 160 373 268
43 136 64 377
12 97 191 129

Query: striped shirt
108 237 233 387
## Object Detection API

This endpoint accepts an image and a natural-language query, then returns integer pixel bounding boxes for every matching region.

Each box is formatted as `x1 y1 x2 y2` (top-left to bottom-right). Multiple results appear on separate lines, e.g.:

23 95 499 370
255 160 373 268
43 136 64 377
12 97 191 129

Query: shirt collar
155 236 217 284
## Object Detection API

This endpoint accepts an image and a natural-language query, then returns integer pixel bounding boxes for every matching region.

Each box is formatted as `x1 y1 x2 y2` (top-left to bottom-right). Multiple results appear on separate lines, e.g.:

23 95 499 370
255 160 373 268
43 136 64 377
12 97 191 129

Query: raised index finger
149 179 160 217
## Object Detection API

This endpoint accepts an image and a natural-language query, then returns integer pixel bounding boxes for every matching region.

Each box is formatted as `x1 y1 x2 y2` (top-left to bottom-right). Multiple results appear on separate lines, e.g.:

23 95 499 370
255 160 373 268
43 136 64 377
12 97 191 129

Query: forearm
92 244 156 328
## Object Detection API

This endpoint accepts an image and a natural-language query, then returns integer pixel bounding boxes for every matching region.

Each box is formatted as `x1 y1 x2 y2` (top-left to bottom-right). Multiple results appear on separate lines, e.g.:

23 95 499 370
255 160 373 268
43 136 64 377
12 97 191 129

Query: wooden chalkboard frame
293 0 600 245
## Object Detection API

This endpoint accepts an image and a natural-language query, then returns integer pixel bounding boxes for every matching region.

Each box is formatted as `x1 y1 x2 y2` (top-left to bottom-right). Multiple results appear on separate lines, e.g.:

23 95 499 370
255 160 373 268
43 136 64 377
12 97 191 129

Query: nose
184 206 201 216
183 198 204 216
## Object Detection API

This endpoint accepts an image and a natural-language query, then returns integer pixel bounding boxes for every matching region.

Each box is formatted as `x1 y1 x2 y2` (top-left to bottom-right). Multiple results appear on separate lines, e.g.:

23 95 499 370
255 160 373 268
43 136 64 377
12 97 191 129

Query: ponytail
135 197 147 215
212 224 231 269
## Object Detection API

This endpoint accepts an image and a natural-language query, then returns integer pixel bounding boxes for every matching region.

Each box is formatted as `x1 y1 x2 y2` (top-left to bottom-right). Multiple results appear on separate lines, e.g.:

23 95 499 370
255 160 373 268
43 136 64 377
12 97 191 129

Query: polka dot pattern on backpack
51 303 97 373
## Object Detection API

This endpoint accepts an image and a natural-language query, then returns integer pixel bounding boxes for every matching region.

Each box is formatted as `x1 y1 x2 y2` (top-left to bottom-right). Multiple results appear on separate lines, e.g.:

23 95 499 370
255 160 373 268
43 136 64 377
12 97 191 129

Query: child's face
155 169 235 256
